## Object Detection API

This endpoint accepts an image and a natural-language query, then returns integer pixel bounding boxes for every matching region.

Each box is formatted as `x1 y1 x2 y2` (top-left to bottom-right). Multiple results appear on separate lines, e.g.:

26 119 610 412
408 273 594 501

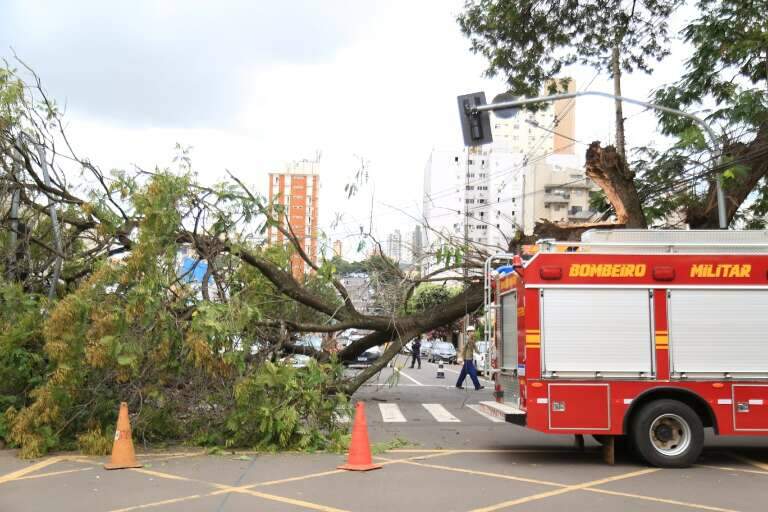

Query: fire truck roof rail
536 229 768 253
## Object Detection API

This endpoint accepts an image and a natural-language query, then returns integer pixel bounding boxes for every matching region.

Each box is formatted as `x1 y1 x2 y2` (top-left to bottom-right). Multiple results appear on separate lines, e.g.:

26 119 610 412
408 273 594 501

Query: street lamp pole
471 90 727 229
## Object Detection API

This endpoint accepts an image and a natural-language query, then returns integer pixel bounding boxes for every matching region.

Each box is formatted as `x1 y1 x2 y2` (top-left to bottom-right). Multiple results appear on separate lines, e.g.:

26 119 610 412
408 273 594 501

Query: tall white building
491 79 577 157
423 148 526 257
385 229 402 262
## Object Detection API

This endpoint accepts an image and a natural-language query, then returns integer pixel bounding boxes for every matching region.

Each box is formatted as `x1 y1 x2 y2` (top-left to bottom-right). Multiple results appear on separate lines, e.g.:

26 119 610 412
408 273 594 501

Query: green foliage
76 426 112 456
225 360 349 451
407 284 461 313
0 282 48 444
649 0 768 227
458 0 679 98
0 171 351 458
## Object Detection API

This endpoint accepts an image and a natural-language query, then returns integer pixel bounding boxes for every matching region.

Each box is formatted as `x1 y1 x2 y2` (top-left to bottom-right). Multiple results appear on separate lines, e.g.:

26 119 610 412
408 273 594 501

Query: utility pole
462 149 471 354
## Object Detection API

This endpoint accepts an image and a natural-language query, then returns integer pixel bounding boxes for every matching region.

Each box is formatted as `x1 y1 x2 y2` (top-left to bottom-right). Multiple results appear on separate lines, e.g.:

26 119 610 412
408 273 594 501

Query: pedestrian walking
410 337 422 369
456 327 484 390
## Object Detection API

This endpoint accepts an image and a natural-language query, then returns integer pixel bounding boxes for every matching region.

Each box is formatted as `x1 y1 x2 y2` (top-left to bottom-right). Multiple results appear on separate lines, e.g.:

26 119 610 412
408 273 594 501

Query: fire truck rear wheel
631 399 704 468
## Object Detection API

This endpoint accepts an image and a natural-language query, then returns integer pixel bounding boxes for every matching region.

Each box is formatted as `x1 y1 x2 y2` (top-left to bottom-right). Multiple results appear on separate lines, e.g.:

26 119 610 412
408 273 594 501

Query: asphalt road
2 360 768 511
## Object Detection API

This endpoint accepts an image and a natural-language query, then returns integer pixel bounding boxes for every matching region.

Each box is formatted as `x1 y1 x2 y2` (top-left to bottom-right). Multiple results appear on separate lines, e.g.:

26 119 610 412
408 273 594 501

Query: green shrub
226 360 350 451
77 426 112 456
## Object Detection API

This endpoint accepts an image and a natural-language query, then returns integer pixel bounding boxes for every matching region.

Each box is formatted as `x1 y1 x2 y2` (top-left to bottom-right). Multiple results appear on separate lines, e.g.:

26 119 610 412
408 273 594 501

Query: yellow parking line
15 467 93 481
696 463 768 476
0 457 61 485
728 452 768 472
469 468 659 511
131 468 197 482
108 450 462 512
586 488 740 512
108 494 204 512
235 488 350 512
387 458 566 488
387 449 574 454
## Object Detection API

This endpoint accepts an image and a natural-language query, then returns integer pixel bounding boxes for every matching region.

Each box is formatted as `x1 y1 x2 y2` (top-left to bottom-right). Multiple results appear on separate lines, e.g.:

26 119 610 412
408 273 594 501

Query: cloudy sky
0 0 693 256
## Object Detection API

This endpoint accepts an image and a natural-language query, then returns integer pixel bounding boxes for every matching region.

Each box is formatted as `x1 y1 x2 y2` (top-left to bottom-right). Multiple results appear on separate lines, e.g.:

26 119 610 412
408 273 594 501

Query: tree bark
611 45 627 159
585 142 647 228
687 124 768 228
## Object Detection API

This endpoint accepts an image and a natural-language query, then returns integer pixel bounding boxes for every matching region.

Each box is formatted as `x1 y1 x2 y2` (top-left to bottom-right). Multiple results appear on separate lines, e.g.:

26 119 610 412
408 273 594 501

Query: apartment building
267 159 320 277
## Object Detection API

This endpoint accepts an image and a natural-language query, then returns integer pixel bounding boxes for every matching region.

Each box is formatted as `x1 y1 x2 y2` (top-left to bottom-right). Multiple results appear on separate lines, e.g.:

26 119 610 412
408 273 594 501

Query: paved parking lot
2 445 768 511
3 361 768 511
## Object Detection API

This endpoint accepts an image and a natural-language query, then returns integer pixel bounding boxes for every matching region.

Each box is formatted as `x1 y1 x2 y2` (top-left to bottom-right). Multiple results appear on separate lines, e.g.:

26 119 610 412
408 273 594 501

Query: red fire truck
480 229 768 467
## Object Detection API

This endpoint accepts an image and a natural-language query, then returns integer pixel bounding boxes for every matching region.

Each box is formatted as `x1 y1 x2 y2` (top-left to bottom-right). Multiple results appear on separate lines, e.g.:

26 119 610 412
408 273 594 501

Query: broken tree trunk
585 142 647 229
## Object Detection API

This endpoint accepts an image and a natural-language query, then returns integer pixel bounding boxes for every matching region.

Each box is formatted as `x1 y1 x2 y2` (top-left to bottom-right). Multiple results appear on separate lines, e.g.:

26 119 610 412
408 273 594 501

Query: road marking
0 457 61 485
108 495 204 512
422 403 461 422
363 383 449 387
234 469 346 489
379 403 407 422
395 459 566 488
111 451 461 512
15 467 93 481
696 463 768 476
728 452 768 472
235 488 350 512
466 403 505 423
586 487 741 512
469 468 659 511
394 367 424 386
132 467 197 481
388 448 575 454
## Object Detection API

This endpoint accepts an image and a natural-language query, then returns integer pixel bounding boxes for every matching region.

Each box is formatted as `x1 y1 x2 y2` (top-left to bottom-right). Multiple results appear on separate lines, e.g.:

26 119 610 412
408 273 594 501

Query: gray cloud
0 0 377 127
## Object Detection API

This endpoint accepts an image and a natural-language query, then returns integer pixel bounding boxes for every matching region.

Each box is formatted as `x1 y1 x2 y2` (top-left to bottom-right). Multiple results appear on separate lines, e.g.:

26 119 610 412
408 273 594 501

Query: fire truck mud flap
479 401 526 426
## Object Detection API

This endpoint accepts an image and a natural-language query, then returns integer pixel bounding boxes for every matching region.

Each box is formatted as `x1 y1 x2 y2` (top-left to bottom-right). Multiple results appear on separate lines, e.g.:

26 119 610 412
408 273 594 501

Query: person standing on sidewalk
456 327 484 390
410 337 422 369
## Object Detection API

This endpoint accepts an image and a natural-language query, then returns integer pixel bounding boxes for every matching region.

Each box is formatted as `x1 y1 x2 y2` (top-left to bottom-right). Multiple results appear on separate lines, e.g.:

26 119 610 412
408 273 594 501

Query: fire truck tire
631 399 704 468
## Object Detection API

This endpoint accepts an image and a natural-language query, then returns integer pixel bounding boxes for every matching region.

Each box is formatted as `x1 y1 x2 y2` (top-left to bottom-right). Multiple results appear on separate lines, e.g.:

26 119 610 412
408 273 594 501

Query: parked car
420 340 433 359
428 341 457 364
284 335 322 368
346 345 381 366
473 341 490 375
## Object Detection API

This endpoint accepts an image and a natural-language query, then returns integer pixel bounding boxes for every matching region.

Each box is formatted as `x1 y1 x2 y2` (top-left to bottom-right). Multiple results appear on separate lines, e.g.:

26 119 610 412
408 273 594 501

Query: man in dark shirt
410 338 422 369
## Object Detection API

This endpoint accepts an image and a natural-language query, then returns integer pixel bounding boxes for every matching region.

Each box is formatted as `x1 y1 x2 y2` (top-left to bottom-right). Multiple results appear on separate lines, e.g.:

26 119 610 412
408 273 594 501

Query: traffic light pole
472 90 727 229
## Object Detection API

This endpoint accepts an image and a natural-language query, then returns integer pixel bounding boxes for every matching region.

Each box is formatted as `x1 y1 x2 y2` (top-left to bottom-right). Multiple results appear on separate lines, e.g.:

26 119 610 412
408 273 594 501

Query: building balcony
543 194 570 205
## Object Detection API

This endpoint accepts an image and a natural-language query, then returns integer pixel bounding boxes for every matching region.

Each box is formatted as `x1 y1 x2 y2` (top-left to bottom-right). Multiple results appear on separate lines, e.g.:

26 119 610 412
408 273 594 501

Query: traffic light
457 92 493 147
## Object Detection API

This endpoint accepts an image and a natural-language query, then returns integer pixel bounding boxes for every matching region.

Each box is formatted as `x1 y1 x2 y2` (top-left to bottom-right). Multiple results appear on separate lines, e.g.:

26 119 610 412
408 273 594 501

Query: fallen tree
0 63 489 456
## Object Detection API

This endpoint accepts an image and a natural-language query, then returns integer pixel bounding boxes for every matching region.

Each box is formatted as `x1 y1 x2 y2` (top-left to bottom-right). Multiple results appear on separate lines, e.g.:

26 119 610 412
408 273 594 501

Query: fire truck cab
481 229 768 467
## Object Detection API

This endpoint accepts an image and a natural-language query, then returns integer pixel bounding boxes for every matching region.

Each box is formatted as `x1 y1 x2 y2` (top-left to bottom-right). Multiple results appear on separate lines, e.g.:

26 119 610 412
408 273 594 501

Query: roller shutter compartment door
669 289 768 374
500 292 517 370
541 288 653 374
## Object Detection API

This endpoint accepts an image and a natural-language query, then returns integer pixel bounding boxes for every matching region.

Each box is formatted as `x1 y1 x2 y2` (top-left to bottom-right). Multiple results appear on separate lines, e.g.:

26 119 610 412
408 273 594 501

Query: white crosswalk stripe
369 402 505 424
422 403 461 422
378 403 407 422
466 403 504 423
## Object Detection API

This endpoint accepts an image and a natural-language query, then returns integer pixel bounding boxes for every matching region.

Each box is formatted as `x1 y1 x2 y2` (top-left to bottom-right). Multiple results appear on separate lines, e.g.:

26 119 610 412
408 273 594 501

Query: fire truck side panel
732 385 768 432
538 288 654 376
653 290 670 380
494 249 768 437
523 287 541 382
548 384 610 430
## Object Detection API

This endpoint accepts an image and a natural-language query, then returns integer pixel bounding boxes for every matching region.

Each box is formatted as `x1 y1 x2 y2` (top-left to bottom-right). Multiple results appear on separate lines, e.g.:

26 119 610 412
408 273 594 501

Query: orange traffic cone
338 402 382 471
104 402 142 470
